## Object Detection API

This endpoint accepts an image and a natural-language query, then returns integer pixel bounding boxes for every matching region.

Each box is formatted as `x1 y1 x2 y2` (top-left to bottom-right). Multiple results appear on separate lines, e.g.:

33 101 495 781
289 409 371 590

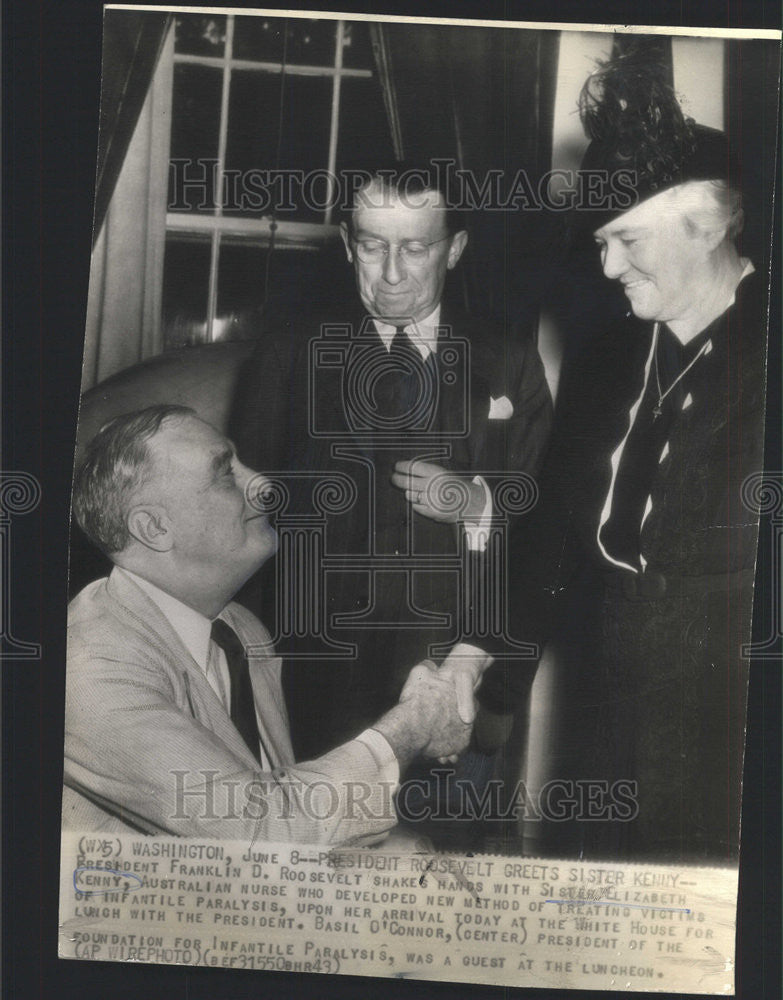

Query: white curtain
81 27 173 390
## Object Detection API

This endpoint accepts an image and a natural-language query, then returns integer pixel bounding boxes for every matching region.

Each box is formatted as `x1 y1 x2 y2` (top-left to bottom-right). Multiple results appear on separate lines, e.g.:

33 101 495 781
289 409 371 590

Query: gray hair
677 179 744 242
73 404 195 555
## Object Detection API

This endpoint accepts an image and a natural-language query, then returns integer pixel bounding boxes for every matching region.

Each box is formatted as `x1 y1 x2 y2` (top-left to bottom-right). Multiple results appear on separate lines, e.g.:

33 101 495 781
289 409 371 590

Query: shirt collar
117 567 216 673
727 259 755 308
373 304 442 360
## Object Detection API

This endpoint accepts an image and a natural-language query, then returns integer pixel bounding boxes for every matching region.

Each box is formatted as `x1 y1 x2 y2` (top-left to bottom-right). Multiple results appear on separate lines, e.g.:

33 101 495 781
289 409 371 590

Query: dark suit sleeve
454 320 554 712
471 514 561 715
474 321 648 715
498 325 553 479
469 323 553 587
472 365 601 715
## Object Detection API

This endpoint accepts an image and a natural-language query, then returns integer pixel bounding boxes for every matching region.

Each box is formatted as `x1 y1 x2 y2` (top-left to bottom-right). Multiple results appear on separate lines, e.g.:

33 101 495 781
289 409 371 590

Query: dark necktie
376 327 435 421
389 325 409 353
210 618 264 764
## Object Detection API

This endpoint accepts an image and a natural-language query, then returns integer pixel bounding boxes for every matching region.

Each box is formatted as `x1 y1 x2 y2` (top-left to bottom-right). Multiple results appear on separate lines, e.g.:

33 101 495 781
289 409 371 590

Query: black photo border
2 1 780 998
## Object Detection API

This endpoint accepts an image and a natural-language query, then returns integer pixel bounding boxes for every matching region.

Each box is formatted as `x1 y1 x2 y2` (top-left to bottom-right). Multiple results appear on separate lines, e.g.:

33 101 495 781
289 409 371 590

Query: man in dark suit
232 162 552 763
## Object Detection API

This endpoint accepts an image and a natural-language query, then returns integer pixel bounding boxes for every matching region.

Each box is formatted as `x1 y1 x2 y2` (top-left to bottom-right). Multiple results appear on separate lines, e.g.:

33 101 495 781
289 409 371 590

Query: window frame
161 15 374 343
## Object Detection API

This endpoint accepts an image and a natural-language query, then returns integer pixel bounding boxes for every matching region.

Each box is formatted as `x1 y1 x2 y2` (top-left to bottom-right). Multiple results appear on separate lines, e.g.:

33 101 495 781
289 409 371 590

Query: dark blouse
600 320 715 569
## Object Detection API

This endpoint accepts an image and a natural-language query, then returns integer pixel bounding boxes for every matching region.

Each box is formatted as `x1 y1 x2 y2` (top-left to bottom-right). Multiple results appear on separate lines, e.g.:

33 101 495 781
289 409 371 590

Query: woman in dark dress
477 52 767 862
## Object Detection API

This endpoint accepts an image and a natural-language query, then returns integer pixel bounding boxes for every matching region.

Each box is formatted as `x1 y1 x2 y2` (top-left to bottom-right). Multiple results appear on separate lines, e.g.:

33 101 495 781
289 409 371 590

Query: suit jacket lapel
222 606 295 769
105 569 274 769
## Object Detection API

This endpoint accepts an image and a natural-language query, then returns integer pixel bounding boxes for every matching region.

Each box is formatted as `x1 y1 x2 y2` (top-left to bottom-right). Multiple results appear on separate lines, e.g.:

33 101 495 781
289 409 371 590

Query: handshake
372 644 494 769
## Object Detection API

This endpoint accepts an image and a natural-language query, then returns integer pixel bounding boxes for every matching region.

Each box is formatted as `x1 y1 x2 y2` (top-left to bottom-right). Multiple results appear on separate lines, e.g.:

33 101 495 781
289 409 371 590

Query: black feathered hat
576 49 739 232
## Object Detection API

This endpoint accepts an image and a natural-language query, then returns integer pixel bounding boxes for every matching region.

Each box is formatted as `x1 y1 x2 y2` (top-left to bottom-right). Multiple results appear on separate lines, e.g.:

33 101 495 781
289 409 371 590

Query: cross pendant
652 404 663 420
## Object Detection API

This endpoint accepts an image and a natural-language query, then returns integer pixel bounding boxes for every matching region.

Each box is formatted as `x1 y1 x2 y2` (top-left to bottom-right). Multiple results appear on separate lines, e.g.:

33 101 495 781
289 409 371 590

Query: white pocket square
489 395 513 420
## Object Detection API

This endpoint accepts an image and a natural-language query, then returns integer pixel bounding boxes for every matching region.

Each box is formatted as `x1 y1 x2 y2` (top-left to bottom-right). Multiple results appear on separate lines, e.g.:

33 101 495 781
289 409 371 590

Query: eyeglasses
351 234 452 265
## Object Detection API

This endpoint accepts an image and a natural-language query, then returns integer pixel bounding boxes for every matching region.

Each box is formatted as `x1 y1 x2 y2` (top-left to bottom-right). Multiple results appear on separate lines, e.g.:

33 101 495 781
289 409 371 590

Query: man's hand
394 644 495 764
391 460 486 523
437 643 495 724
431 643 494 763
373 660 472 768
399 643 493 725
399 662 474 759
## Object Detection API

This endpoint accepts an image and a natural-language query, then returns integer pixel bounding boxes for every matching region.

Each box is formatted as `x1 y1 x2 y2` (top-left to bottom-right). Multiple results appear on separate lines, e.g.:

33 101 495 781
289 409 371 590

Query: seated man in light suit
63 404 487 845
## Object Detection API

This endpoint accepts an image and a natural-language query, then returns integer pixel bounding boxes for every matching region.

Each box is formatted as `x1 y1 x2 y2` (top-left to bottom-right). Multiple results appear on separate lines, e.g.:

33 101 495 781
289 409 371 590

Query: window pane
340 21 373 69
281 76 334 181
233 15 336 66
168 65 222 213
232 15 283 62
174 13 226 57
216 241 354 325
283 18 337 66
224 70 279 186
216 243 269 320
224 72 333 221
162 237 212 349
336 77 395 174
